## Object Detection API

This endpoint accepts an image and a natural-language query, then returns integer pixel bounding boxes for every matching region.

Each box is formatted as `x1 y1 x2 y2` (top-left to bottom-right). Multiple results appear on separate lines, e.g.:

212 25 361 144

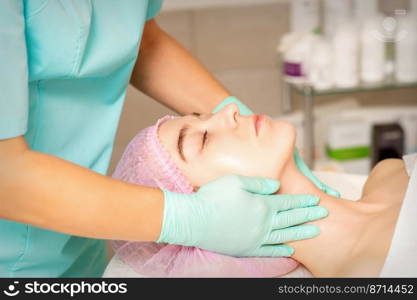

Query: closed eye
202 130 208 150
191 112 209 152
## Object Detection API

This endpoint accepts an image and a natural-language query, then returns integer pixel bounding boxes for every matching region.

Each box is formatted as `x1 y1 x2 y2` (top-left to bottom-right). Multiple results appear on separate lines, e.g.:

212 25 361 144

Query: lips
254 114 266 136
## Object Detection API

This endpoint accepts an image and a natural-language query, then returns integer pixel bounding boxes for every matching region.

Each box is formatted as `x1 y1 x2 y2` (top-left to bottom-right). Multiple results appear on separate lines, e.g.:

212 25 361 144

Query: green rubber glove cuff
212 96 253 116
157 190 199 246
294 148 341 198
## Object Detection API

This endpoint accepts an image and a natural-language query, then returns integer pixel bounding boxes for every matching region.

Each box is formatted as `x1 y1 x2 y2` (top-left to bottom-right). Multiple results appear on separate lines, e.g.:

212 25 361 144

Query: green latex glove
213 96 341 198
212 96 253 116
158 175 328 257
294 148 341 198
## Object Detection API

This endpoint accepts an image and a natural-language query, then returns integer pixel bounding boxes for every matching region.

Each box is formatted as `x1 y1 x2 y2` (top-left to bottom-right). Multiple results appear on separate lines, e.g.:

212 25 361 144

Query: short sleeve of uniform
146 0 163 21
0 0 29 140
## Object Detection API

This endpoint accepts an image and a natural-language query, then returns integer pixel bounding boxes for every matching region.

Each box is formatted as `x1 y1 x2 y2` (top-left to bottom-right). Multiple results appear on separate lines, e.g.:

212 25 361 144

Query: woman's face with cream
158 103 296 188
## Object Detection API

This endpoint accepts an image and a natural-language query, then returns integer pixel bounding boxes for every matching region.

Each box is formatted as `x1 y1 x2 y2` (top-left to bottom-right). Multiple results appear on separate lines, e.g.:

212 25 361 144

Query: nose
216 103 239 127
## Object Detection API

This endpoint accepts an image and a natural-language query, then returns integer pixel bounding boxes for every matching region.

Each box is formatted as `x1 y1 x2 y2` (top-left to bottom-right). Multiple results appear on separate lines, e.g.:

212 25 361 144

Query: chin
272 119 296 148
269 120 296 175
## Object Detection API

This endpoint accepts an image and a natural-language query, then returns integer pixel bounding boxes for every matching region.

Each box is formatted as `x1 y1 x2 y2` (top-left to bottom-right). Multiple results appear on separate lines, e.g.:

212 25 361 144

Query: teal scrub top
0 0 163 277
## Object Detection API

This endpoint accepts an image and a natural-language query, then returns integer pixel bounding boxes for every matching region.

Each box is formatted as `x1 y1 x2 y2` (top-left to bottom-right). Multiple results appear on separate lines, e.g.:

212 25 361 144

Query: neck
277 157 369 277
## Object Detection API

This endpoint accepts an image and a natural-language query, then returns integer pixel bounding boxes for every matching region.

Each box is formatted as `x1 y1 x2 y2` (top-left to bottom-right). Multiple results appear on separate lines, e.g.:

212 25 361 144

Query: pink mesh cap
110 115 299 277
112 115 194 194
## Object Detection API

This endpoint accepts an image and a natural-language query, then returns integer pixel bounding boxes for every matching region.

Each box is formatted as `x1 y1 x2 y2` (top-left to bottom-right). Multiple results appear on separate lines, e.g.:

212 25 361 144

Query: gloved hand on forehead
158 175 327 257
213 96 341 198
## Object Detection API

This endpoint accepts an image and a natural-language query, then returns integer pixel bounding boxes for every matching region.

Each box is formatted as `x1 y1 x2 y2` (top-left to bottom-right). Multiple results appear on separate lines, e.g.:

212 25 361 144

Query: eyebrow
177 113 202 162
177 124 190 162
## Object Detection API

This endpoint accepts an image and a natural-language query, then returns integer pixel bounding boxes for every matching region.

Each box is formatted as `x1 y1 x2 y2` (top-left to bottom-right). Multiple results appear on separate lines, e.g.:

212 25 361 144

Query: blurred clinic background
109 0 417 176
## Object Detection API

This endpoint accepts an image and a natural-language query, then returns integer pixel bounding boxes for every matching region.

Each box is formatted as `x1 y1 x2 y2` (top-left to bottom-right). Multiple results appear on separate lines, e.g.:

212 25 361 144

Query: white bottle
356 0 386 83
395 3 417 83
281 33 317 84
360 17 386 83
324 0 351 39
290 0 320 33
309 37 334 90
332 23 360 88
354 0 378 24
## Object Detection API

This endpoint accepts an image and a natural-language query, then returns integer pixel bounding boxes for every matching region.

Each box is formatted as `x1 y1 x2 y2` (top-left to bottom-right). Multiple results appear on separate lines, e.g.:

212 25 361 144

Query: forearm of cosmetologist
0 136 165 241
130 19 231 115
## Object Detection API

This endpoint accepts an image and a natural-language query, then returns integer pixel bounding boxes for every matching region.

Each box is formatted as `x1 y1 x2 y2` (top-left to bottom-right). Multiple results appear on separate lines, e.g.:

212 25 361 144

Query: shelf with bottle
284 29 417 96
289 77 417 96
278 0 417 168
279 61 417 168
279 0 417 97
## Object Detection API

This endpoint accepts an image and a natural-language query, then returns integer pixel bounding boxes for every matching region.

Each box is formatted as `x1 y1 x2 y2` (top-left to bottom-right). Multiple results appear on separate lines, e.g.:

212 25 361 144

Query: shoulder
362 159 408 201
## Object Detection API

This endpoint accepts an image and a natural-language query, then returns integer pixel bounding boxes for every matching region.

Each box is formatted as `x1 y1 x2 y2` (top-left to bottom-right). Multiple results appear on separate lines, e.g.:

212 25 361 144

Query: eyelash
202 130 208 148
